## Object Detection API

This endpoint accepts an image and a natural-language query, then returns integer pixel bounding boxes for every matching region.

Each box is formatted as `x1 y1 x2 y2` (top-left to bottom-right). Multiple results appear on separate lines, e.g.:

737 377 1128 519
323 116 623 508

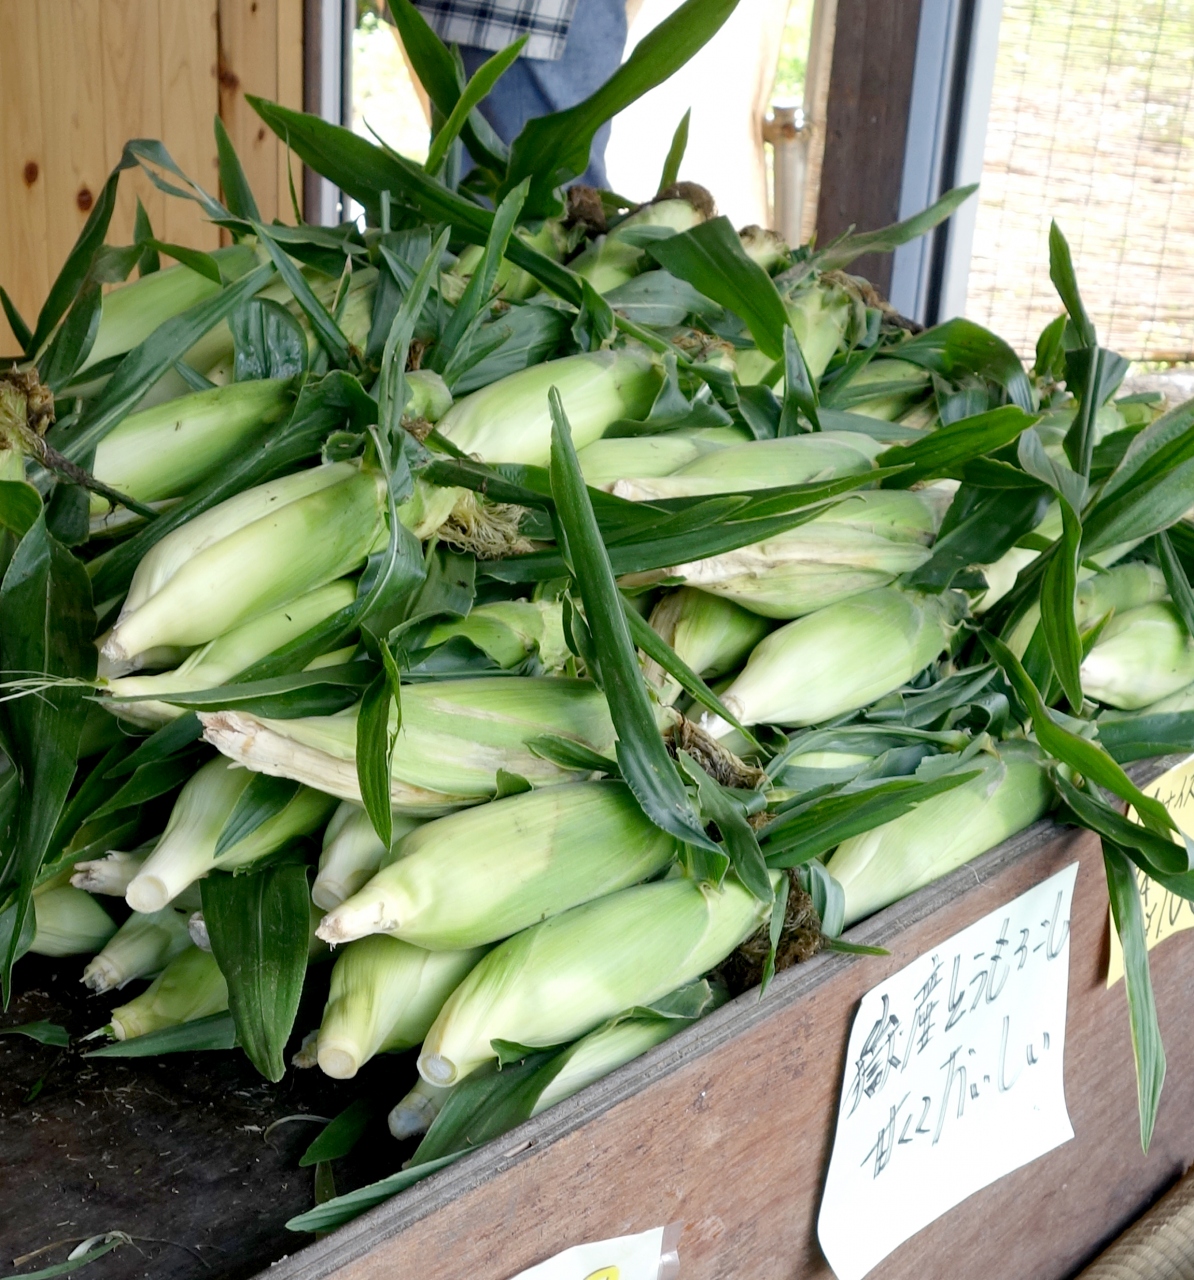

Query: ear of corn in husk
313 802 425 911
836 358 932 421
1080 602 1194 710
124 757 337 912
1008 561 1168 659
433 349 662 466
106 945 228 1041
71 849 148 896
316 936 487 1078
419 599 569 672
576 425 750 489
623 489 949 619
826 742 1051 926
317 781 681 949
404 369 453 422
703 586 953 734
571 192 710 294
530 977 727 1115
643 588 771 705
81 908 192 993
388 1077 453 1140
102 462 386 666
103 578 357 727
88 379 294 519
443 218 570 304
29 886 117 956
200 676 618 813
611 430 883 502
418 871 776 1085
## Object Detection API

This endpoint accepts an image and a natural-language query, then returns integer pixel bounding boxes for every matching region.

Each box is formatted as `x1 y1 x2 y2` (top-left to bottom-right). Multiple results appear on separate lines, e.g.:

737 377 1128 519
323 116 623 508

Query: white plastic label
506 1225 678 1280
818 863 1078 1280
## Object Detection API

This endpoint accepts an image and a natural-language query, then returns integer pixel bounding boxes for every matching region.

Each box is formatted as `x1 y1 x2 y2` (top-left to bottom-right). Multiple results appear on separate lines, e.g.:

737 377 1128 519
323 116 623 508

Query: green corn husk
106 945 229 1041
313 802 425 911
434 349 662 466
418 870 775 1085
739 226 788 274
443 218 570 303
779 275 861 380
1080 602 1194 710
706 586 953 732
78 245 260 374
628 489 948 619
81 908 192 994
201 676 618 813
29 886 117 957
103 579 357 727
577 425 750 489
102 462 385 666
1008 561 1168 659
88 380 293 519
71 849 147 896
420 599 569 672
643 588 771 705
531 977 728 1115
125 757 337 912
611 430 883 501
317 781 681 949
316 936 486 1079
839 359 932 421
572 193 710 294
388 1077 453 1140
1136 680 1194 713
827 742 1051 926
404 369 453 423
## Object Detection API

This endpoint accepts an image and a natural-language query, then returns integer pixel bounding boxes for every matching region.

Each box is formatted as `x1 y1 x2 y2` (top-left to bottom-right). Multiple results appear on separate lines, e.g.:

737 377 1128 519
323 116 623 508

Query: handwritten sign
507 1225 679 1280
1108 754 1194 986
818 864 1078 1280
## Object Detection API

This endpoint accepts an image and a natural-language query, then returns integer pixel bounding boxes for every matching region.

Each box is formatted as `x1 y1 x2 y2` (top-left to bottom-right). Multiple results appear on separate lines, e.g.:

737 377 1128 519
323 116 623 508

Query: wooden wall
0 0 304 353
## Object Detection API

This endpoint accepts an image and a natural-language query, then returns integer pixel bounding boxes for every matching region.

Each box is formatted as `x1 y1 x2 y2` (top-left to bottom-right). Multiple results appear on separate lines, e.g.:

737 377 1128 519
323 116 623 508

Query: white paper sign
507 1225 673 1280
818 863 1079 1280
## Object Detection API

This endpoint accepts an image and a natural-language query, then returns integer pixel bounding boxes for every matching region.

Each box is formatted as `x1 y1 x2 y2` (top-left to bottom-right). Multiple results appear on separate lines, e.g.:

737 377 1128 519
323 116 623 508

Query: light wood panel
0 0 301 353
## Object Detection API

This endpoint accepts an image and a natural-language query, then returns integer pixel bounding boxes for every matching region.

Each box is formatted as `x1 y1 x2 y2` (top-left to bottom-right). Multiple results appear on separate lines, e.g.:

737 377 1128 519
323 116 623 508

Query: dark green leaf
356 646 402 850
300 1097 377 1166
202 861 310 1081
548 389 718 854
105 713 203 778
778 325 820 433
1039 498 1083 710
877 405 1035 488
39 281 103 391
0 1019 69 1046
1054 775 1190 878
4 1235 129 1278
816 185 978 272
1047 221 1095 346
215 774 302 857
527 733 620 775
1103 840 1165 1151
760 869 789 992
134 196 161 275
85 1011 238 1056
285 1153 462 1234
1063 346 1129 479
59 262 275 463
425 38 525 175
677 751 770 900
659 109 691 190
502 0 737 213
1099 712 1194 765
980 632 1177 837
0 481 42 539
895 318 1033 413
230 297 308 381
253 224 349 365
89 751 199 821
648 216 789 359
761 770 981 868
0 514 95 999
215 115 262 221
1 286 32 353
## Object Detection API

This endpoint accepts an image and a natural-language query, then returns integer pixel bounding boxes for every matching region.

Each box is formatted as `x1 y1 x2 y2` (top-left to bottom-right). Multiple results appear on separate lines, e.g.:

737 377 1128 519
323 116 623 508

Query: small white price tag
506 1225 676 1280
818 863 1078 1280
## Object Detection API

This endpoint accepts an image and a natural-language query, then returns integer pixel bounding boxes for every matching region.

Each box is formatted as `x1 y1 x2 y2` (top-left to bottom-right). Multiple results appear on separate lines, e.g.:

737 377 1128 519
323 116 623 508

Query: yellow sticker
583 1270 620 1280
1107 754 1194 986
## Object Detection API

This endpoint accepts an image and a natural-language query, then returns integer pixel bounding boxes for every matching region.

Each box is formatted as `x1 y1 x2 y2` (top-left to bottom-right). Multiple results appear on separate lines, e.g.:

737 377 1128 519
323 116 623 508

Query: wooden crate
263 756 1194 1280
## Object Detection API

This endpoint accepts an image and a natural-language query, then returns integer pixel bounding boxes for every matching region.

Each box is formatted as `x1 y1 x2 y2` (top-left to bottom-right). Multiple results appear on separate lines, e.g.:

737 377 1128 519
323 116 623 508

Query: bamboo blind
0 0 304 353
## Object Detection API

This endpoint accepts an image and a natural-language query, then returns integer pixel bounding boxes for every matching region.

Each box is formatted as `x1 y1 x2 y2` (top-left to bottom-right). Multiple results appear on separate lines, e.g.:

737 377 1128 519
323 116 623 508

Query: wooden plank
265 762 1194 1280
98 0 166 245
36 1 109 312
218 0 280 220
158 0 222 249
276 0 305 221
815 0 923 294
0 0 50 350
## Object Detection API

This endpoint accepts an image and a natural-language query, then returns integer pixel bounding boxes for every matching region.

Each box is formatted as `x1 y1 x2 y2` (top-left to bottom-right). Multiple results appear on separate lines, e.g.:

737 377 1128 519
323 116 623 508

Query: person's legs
459 0 627 187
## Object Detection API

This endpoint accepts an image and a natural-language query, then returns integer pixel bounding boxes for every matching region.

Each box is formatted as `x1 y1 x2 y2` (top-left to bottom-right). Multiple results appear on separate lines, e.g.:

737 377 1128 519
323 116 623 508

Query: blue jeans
459 0 627 189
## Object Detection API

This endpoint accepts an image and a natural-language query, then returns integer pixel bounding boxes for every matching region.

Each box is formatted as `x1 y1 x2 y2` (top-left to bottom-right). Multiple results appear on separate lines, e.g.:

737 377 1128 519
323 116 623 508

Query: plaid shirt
413 0 580 60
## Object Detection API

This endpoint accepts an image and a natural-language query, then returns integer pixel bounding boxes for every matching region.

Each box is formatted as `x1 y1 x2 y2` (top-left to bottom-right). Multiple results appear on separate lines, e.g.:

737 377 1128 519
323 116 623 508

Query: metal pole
764 104 808 244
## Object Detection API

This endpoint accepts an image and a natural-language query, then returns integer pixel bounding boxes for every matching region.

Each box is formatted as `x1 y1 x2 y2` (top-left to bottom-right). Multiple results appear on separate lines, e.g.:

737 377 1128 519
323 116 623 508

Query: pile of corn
3 11 1193 1230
